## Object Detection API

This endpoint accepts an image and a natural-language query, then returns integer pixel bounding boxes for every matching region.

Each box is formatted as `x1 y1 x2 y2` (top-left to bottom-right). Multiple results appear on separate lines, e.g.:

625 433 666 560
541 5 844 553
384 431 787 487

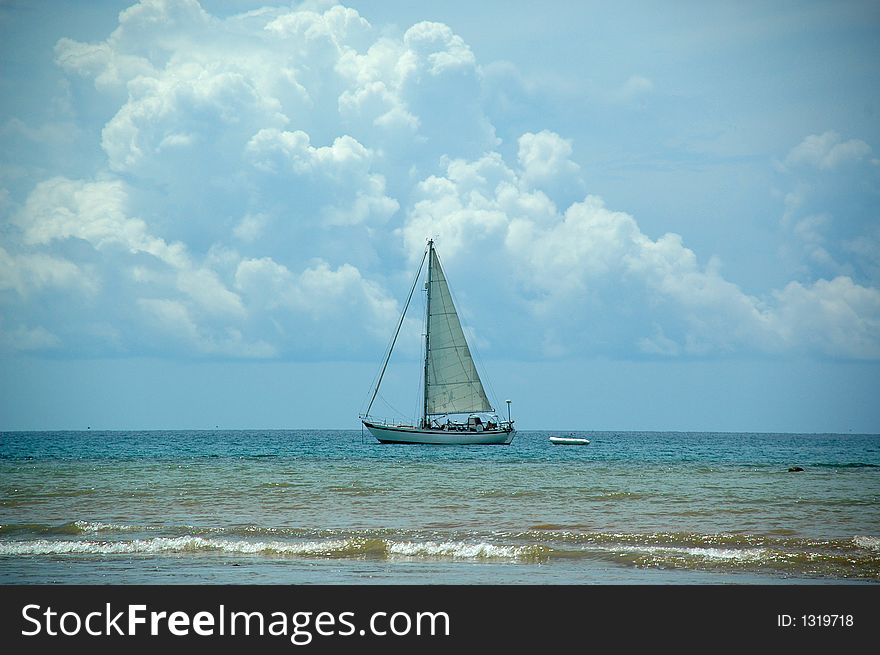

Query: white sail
425 249 493 416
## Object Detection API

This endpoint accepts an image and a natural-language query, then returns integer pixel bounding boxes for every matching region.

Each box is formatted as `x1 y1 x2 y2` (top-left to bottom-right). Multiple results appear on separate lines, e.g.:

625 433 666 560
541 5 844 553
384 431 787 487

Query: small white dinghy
549 435 591 445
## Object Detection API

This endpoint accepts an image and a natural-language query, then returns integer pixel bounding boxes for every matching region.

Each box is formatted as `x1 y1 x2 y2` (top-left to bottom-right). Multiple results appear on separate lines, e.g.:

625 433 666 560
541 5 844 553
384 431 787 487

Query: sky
1 0 879 432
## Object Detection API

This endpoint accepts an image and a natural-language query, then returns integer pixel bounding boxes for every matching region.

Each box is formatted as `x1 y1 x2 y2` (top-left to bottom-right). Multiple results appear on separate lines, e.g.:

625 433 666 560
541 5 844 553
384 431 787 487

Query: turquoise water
1 430 878 584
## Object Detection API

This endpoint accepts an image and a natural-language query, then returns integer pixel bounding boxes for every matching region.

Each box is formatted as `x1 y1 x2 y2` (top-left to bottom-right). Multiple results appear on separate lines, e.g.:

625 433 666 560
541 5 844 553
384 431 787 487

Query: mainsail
424 248 492 416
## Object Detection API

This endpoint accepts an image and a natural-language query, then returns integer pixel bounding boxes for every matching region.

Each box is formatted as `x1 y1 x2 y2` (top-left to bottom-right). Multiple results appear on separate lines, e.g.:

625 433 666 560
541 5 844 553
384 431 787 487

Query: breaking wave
0 537 385 558
1 526 877 577
0 536 546 562
853 536 880 551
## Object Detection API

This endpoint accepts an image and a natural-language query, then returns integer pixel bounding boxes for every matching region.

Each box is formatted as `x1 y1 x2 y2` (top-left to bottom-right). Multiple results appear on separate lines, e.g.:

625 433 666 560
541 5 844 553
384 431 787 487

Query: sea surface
1 430 878 584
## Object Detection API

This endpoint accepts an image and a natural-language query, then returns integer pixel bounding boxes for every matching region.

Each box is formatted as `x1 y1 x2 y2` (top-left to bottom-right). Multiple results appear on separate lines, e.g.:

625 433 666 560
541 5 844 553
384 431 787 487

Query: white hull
364 421 515 445
549 436 590 445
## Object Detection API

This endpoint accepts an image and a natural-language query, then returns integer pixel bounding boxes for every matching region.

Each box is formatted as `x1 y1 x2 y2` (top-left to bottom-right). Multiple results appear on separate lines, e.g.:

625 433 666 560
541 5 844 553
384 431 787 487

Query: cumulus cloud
245 128 398 225
517 130 582 198
14 177 187 266
234 256 398 339
400 133 880 359
785 131 872 170
336 18 496 161
1 1 878 364
0 246 97 298
772 276 880 359
99 63 288 175
777 131 878 286
265 4 372 50
0 323 61 352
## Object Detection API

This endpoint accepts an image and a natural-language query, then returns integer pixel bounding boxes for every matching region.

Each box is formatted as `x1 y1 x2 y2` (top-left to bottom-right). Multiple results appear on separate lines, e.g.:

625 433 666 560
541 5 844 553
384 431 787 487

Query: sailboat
361 239 515 445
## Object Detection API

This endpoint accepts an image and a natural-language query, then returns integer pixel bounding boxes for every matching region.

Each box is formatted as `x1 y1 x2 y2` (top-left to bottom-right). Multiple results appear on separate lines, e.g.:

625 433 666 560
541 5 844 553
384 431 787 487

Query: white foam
853 535 880 551
388 540 521 560
613 543 769 562
73 521 141 533
0 536 531 561
0 537 360 557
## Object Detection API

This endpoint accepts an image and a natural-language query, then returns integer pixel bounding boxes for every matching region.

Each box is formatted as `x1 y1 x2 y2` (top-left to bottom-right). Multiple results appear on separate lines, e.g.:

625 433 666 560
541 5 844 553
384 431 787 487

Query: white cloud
175 267 244 318
14 177 188 268
137 296 274 357
843 230 880 284
337 79 420 134
0 246 97 297
54 38 156 93
777 131 877 284
137 297 201 343
517 130 581 192
46 1 493 246
246 128 370 177
402 153 514 257
402 21 476 75
337 18 495 159
265 4 372 52
638 324 681 356
0 323 61 352
233 256 294 310
234 256 398 342
772 276 880 358
785 131 872 170
9 176 255 350
401 138 879 359
233 212 271 243
245 128 398 225
100 62 288 174
2 1 878 364
504 194 778 354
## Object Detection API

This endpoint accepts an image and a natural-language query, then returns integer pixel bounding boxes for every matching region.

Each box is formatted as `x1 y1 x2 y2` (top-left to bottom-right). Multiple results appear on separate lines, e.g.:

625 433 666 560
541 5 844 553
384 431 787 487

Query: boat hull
363 421 515 445
549 436 590 445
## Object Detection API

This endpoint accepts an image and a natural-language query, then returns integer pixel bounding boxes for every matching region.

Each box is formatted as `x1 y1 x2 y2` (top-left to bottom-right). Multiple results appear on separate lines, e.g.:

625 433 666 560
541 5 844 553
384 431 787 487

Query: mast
422 239 433 428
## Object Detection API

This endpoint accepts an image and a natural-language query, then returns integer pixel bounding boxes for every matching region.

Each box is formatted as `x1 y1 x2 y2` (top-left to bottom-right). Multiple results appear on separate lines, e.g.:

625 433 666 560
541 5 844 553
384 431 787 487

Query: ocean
1 430 878 584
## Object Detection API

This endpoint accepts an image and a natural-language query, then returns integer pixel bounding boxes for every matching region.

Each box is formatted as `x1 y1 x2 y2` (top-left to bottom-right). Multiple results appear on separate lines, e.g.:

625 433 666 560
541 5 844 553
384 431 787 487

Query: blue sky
1 0 878 432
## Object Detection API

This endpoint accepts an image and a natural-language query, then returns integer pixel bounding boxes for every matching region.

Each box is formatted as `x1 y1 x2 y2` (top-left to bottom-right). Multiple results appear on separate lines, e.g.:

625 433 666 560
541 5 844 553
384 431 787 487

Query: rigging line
471 332 500 413
364 247 428 418
462 286 499 412
376 392 408 421
362 287 414 412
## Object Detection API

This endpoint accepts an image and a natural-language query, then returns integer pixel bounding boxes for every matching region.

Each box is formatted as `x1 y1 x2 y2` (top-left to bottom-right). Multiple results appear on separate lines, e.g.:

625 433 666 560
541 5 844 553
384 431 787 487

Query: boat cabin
468 415 484 432
429 414 501 432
